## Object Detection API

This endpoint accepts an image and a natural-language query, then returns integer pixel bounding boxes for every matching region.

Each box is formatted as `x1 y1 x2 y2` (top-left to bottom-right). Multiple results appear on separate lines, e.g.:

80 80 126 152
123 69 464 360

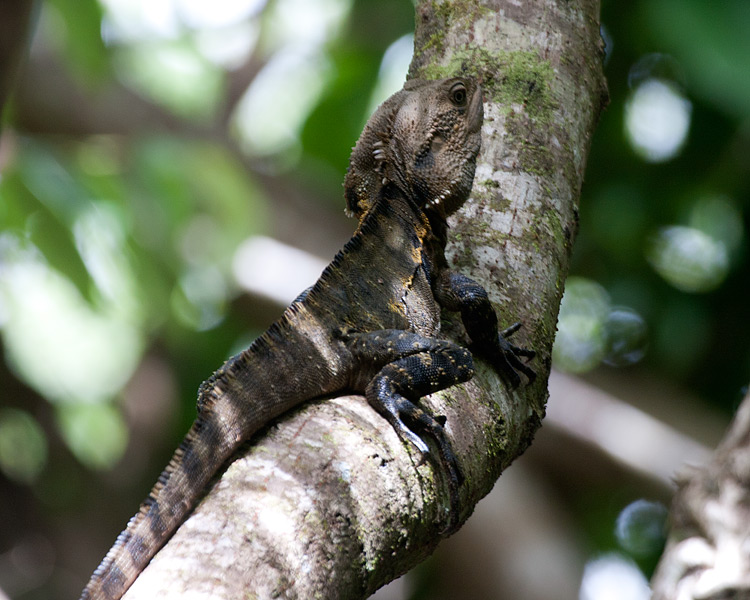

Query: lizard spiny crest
345 77 483 220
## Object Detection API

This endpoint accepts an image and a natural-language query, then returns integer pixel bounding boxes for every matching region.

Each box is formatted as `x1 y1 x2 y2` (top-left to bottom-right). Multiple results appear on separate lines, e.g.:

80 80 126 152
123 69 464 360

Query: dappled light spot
116 41 223 120
554 278 648 373
56 403 128 470
689 194 743 256
99 0 180 41
194 21 259 69
647 225 729 293
177 0 265 30
603 308 648 367
616 499 668 558
232 48 331 160
552 277 610 373
232 236 327 305
0 235 143 405
231 0 352 162
579 553 651 600
171 265 228 331
366 34 414 118
99 0 264 41
73 203 138 311
625 79 691 162
100 0 261 70
0 408 47 484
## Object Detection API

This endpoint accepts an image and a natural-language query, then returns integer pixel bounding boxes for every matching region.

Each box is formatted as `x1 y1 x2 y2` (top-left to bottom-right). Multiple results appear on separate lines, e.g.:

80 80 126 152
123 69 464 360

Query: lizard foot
493 322 537 388
364 344 475 533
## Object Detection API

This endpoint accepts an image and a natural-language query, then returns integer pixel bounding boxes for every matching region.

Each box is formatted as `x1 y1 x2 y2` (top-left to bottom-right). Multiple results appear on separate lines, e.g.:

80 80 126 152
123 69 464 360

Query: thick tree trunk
124 1 606 598
651 388 750 599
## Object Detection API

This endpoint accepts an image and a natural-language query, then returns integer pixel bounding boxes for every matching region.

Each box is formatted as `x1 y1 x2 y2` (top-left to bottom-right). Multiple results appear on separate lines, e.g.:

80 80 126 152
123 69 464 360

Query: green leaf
132 137 268 267
115 40 224 121
56 403 128 470
46 0 109 81
0 149 91 298
301 47 382 176
0 408 48 484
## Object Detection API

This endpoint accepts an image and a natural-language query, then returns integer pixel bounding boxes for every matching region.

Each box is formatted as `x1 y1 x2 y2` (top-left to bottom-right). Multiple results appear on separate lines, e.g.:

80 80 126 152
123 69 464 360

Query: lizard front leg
435 271 536 387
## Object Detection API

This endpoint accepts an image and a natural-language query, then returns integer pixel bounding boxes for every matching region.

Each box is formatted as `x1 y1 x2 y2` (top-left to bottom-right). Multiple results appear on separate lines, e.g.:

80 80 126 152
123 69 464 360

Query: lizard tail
79 412 241 600
80 308 328 600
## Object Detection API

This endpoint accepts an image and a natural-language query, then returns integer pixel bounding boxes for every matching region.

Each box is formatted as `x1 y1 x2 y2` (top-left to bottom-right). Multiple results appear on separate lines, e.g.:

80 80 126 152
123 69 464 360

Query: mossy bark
123 2 606 598
412 0 607 469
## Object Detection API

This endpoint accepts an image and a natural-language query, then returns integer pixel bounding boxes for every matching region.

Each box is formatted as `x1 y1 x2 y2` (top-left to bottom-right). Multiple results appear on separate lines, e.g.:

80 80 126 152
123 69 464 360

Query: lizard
80 76 536 600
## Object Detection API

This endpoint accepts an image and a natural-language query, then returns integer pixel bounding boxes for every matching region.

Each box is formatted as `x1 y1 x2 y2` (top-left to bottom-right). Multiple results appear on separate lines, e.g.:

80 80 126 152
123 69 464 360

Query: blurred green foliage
573 0 750 405
1 0 749 598
0 408 47 484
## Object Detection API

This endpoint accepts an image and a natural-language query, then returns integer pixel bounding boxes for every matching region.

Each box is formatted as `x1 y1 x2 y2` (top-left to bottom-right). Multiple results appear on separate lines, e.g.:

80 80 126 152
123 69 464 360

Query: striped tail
80 303 336 599
80 410 243 600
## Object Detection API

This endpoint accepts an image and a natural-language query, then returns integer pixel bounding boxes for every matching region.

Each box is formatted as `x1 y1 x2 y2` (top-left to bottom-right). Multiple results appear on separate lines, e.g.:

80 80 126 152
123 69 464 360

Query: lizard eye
449 82 467 106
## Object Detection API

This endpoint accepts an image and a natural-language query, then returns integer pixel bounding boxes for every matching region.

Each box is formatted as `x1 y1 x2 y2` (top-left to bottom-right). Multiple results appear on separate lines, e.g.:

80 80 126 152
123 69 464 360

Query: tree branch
651 387 750 599
123 1 606 598
0 0 35 120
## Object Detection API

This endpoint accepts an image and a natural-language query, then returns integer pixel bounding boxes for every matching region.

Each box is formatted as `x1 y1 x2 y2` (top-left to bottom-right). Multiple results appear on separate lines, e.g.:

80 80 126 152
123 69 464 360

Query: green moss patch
418 47 556 122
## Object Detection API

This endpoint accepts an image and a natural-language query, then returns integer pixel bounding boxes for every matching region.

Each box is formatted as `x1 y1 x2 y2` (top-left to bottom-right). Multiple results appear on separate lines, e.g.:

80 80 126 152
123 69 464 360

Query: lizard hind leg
364 344 475 532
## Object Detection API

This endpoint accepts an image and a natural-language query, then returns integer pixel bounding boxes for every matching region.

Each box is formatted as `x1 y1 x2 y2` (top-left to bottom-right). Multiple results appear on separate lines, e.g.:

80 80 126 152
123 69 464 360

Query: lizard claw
486 322 537 387
500 322 523 337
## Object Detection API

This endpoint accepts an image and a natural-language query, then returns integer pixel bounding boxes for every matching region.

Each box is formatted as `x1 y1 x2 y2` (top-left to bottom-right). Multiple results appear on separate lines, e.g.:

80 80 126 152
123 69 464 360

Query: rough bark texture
124 1 606 598
651 388 750 600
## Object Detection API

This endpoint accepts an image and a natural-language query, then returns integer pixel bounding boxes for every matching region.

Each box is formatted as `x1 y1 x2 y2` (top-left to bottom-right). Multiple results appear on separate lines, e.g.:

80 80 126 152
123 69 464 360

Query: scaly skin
80 77 535 600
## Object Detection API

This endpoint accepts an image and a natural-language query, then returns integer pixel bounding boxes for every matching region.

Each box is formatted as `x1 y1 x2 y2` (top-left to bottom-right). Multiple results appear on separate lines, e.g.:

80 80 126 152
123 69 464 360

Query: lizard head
345 76 483 221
